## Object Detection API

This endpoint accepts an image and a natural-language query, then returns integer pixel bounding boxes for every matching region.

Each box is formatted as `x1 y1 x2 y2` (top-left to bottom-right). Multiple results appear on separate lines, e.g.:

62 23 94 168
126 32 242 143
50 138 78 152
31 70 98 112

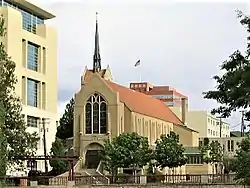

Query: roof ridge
106 80 184 125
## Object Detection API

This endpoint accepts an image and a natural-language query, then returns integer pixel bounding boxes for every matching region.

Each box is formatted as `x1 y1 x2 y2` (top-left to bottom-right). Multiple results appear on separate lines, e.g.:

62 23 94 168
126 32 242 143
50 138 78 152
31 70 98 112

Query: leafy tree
154 131 187 173
203 11 250 119
56 98 75 140
0 16 39 167
50 98 74 174
0 102 7 176
0 64 7 175
101 139 120 176
102 132 152 175
200 141 223 174
0 130 7 176
49 138 68 175
222 157 235 174
232 135 250 185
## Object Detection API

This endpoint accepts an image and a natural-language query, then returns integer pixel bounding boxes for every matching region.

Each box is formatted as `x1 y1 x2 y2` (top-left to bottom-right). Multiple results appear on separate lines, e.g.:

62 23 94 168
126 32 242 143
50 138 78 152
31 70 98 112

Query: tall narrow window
227 140 231 152
27 42 39 71
27 78 38 107
85 93 107 134
231 140 234 152
85 103 92 134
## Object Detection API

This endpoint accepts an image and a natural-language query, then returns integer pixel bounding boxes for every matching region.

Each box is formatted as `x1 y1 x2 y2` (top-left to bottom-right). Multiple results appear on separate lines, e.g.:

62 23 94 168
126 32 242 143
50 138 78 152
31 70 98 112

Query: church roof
83 69 107 84
106 81 183 125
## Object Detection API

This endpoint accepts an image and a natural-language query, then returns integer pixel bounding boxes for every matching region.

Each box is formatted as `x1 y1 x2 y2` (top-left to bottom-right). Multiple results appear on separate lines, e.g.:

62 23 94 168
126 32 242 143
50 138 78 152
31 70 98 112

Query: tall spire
93 12 101 72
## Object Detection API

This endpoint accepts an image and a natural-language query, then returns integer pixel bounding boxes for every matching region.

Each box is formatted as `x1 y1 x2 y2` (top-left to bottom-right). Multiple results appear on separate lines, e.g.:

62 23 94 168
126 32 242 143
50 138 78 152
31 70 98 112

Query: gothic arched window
85 93 108 134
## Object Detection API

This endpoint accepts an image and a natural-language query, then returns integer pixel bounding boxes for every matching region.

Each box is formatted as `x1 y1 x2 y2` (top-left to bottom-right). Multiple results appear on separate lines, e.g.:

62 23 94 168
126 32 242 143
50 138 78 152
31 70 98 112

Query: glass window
27 116 39 127
199 141 203 147
164 101 174 106
27 43 39 71
85 93 107 134
231 140 234 152
227 140 231 152
1 0 45 34
27 79 38 107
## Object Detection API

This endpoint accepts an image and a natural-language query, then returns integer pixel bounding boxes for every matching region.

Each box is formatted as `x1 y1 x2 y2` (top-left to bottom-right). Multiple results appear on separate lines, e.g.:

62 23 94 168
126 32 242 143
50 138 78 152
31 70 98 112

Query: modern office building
129 82 188 107
199 136 244 158
0 0 58 175
170 109 230 138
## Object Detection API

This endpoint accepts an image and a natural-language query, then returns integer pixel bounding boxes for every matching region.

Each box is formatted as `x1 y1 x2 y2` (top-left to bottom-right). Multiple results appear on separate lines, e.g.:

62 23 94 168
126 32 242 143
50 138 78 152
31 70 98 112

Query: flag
134 60 140 67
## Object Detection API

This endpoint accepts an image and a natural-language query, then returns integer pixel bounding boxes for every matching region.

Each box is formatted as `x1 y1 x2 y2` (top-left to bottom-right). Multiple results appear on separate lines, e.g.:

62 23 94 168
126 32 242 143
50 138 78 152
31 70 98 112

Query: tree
56 98 75 140
200 141 223 174
0 128 7 176
154 131 187 173
0 102 7 176
0 16 39 168
102 132 152 176
232 135 250 185
49 138 68 175
101 139 120 176
0 64 7 176
203 11 250 119
49 98 74 175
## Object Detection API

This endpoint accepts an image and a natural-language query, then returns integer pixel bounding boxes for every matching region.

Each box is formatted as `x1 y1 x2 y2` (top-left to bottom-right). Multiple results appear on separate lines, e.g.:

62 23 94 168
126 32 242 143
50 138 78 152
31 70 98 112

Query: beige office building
170 108 230 138
0 0 58 175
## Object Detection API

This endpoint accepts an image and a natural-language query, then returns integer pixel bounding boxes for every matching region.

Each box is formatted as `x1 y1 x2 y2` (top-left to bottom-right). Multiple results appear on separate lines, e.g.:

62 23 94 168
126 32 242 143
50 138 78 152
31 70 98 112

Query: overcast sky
32 0 249 130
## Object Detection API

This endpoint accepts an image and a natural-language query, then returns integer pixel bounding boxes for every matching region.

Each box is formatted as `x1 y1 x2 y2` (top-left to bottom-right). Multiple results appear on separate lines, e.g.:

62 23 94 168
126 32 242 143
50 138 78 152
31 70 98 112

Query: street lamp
40 118 50 174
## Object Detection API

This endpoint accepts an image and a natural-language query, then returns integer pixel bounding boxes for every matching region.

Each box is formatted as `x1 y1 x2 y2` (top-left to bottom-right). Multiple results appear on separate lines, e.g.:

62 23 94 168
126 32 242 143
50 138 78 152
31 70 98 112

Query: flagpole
135 59 141 82
139 67 142 82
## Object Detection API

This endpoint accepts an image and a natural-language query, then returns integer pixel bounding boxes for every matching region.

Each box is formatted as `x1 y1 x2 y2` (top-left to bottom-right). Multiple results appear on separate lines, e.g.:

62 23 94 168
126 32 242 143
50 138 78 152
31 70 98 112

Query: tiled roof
106 81 183 125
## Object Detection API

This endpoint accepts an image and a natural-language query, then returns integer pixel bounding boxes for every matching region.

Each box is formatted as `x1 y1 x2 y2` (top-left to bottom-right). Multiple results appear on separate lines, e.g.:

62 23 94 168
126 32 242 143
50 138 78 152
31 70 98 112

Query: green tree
0 128 7 176
0 16 39 168
101 139 120 176
49 98 74 174
0 101 7 176
56 98 75 140
232 135 250 185
154 131 187 173
200 141 223 174
102 132 152 175
0 63 7 175
49 138 68 175
203 11 250 119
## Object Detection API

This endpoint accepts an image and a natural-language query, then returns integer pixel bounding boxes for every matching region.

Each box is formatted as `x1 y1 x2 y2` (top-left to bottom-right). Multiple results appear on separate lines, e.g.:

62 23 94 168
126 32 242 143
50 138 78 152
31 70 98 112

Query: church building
73 14 199 172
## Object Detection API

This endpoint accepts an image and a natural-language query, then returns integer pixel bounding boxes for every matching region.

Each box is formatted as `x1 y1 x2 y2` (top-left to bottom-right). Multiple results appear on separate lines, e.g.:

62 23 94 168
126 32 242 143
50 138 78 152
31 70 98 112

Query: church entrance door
85 150 102 169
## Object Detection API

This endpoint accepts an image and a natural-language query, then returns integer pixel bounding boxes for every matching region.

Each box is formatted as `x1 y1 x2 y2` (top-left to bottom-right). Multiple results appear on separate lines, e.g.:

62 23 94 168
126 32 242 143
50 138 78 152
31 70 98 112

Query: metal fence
0 174 237 186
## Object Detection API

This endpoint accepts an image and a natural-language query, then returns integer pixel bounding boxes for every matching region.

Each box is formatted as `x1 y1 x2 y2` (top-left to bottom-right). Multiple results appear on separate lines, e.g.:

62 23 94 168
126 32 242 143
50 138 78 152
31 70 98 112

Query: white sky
31 0 250 130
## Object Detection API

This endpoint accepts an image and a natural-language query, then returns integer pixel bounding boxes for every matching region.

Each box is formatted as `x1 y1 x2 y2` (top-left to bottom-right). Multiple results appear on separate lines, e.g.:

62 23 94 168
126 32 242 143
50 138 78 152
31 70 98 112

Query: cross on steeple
93 12 101 72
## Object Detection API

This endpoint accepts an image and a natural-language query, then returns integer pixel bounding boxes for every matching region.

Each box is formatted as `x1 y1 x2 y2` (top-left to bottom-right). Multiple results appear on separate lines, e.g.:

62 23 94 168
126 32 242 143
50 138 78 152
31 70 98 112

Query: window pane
100 103 107 134
93 103 99 134
85 94 108 135
27 79 38 107
27 116 38 127
0 1 45 34
27 43 38 71
85 103 92 134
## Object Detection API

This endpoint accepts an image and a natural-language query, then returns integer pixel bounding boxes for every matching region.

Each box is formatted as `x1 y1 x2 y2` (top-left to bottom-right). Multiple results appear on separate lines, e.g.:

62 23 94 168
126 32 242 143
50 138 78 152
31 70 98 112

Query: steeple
93 12 101 72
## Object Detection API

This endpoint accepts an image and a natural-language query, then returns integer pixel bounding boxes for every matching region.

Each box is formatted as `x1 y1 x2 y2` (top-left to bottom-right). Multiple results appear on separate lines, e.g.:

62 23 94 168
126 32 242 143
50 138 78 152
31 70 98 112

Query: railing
0 174 238 186
96 161 110 184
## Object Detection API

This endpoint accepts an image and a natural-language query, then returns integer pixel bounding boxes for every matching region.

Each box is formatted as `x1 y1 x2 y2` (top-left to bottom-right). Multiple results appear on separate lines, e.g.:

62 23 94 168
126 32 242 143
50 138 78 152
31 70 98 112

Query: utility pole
42 118 49 173
217 116 223 138
219 117 222 138
240 111 246 137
